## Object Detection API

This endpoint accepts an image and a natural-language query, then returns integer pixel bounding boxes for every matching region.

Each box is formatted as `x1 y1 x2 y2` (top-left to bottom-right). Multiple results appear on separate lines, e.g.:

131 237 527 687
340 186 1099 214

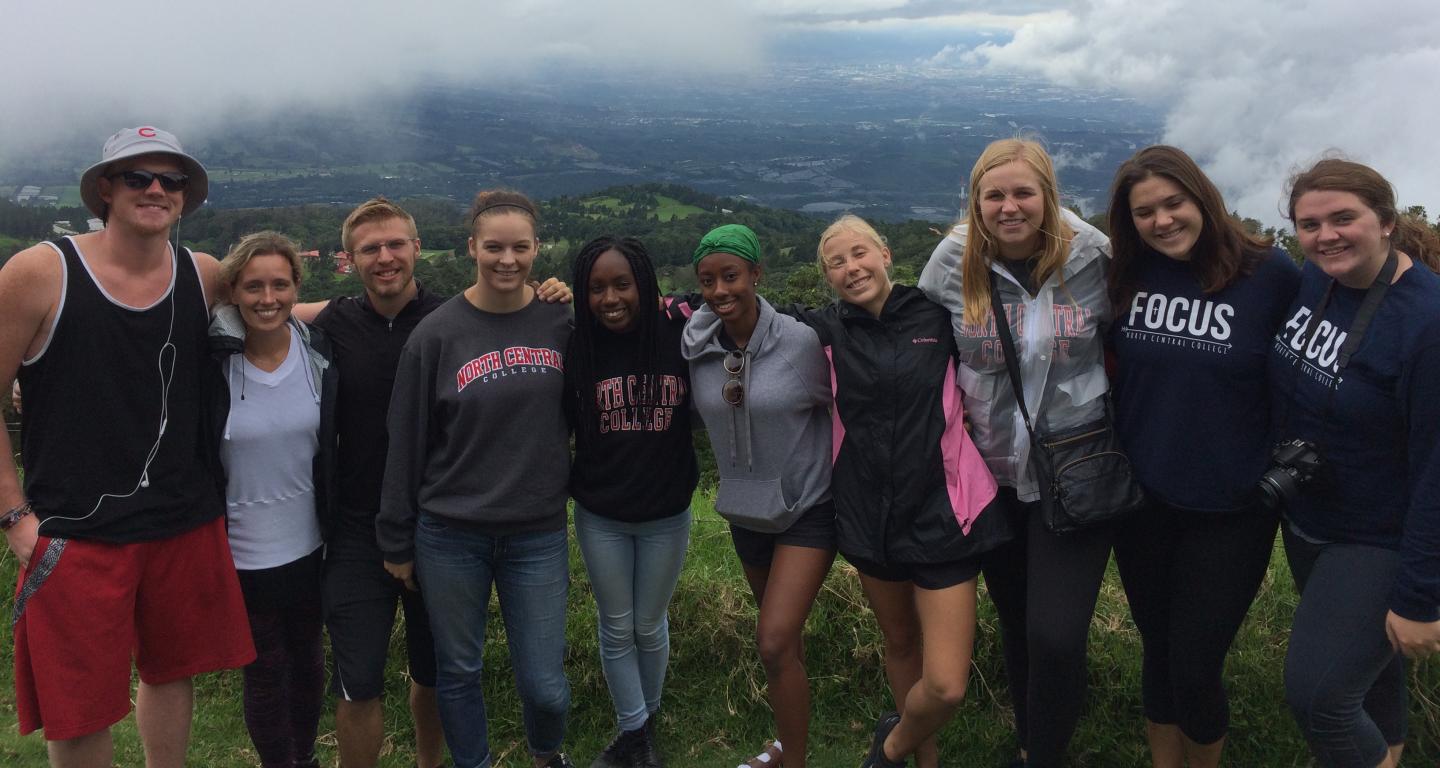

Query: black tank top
18 237 223 543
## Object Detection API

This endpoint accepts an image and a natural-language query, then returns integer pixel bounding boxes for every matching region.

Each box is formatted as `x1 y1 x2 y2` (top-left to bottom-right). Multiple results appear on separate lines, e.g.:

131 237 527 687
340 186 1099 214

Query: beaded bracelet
0 501 34 532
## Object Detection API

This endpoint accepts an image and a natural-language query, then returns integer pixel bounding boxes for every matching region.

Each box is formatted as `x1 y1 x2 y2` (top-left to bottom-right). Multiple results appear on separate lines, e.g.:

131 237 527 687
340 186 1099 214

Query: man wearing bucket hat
0 126 254 767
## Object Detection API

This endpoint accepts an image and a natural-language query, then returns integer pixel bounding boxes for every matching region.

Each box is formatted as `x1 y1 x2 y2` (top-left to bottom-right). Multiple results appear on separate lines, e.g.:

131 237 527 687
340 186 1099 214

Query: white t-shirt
220 326 323 570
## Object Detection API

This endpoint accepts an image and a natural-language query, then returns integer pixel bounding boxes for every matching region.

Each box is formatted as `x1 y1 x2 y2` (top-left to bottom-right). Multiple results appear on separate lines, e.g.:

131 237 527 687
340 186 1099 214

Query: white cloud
0 0 762 160
1052 150 1104 172
965 0 1440 224
806 11 1061 33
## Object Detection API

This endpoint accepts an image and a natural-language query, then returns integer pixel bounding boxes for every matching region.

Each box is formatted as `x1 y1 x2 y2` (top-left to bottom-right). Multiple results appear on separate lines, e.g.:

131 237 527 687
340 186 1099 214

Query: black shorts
730 500 837 568
322 546 437 701
842 551 982 591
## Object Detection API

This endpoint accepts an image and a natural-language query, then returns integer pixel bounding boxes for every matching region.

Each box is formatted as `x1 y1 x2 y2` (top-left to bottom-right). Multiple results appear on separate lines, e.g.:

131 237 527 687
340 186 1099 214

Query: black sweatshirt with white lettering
1269 258 1440 622
1111 246 1299 512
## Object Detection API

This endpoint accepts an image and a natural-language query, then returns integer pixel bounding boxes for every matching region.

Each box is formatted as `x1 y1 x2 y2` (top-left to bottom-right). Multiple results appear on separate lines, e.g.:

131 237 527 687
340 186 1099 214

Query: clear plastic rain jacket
917 209 1114 502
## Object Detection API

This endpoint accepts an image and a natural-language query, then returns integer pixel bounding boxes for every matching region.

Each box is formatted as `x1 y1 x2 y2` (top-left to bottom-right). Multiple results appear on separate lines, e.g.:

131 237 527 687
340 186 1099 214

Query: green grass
0 234 27 255
653 196 705 222
419 249 453 261
36 187 81 207
2 496 1436 766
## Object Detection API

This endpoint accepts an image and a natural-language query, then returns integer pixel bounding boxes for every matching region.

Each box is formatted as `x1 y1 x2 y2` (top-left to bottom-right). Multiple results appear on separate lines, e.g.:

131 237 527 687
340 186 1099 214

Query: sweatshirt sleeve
376 341 435 564
1391 338 1440 621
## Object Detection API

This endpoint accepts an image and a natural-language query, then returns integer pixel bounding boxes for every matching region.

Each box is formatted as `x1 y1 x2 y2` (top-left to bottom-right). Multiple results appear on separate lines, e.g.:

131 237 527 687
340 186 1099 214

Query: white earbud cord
38 244 178 531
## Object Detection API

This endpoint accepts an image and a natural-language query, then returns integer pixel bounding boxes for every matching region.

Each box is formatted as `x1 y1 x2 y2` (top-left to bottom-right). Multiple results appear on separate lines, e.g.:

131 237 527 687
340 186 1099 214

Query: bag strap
988 270 1037 434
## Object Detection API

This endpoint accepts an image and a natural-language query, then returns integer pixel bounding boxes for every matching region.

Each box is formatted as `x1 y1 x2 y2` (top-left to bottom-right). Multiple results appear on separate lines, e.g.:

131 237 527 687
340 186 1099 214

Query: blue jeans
415 514 571 768
574 506 692 732
1283 528 1407 768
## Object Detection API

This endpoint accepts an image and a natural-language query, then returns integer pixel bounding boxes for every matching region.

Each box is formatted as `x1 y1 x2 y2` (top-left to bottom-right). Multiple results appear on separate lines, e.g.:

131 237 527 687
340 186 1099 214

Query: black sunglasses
722 349 746 407
108 169 190 192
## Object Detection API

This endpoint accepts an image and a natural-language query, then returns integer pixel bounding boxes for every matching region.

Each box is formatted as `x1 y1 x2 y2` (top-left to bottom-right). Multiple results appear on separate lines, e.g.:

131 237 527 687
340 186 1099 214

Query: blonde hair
219 230 303 287
960 138 1074 327
341 197 418 253
816 213 888 269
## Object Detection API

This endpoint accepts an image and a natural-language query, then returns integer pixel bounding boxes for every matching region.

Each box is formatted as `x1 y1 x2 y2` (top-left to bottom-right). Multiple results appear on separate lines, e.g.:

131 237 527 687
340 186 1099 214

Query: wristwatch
0 501 33 532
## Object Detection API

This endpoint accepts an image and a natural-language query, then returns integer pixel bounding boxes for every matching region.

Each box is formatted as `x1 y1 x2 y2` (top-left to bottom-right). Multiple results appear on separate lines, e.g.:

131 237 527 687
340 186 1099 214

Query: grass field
34 187 81 208
653 196 705 222
1 496 1436 767
579 195 705 222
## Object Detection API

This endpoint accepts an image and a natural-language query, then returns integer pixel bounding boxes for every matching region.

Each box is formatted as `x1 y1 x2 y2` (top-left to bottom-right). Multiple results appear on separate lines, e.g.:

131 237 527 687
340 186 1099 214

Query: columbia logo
912 337 939 344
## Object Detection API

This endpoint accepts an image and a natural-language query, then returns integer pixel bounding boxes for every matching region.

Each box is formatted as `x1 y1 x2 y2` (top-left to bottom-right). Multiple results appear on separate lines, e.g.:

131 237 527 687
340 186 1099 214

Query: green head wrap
692 224 761 266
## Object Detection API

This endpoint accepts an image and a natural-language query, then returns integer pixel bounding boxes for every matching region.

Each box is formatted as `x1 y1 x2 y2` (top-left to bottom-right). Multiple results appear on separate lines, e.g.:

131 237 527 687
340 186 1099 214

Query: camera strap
1292 247 1398 419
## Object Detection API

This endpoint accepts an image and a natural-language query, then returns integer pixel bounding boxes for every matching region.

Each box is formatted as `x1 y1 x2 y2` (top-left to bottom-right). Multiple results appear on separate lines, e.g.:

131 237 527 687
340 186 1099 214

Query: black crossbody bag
988 273 1145 534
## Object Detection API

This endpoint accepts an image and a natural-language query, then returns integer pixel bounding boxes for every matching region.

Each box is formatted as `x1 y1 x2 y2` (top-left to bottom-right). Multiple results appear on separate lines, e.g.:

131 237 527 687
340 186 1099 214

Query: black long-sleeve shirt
566 316 698 522
311 287 445 558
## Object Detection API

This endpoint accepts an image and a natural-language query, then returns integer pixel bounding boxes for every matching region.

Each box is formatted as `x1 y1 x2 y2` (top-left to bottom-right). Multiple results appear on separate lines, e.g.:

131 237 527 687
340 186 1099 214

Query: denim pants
415 514 571 768
1282 528 1407 768
574 506 692 731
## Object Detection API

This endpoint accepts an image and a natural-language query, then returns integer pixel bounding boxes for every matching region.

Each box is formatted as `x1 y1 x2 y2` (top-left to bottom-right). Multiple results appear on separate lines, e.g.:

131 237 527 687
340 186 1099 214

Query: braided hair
569 235 663 440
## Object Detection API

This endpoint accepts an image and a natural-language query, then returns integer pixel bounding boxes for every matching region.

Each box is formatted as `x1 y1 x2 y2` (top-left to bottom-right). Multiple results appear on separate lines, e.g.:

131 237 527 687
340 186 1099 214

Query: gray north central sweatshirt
681 297 832 533
377 295 572 563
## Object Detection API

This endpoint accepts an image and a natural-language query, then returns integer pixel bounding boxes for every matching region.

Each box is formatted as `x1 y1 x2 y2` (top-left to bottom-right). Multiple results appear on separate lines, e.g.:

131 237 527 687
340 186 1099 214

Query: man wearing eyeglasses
0 126 255 767
283 197 450 768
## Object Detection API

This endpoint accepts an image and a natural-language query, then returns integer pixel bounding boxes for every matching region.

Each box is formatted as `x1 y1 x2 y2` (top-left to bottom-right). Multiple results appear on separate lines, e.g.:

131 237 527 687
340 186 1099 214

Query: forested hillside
5 185 1438 309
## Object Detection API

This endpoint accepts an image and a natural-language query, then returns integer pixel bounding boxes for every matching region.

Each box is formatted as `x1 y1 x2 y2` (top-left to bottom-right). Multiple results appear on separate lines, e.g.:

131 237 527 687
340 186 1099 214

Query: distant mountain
1 69 1162 224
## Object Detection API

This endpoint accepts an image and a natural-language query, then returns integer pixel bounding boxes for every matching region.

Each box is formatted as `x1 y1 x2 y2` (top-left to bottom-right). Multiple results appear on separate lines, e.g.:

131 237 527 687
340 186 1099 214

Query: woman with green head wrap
681 224 836 768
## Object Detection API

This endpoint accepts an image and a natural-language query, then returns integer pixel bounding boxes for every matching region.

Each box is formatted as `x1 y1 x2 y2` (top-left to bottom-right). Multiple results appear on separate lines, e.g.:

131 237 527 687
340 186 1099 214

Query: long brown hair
1107 145 1270 311
1287 158 1440 272
960 139 1074 327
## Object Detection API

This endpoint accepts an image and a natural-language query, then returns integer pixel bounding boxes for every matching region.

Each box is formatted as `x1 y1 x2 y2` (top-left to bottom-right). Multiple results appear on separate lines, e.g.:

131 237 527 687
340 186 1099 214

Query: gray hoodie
682 297 832 533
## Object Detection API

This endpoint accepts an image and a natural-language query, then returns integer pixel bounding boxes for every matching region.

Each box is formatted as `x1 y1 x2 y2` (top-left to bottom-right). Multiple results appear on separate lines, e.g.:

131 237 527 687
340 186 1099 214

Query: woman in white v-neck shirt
213 230 337 768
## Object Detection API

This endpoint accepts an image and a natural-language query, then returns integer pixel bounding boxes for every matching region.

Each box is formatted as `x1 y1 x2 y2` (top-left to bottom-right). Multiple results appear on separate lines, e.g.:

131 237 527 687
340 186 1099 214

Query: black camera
1257 439 1324 510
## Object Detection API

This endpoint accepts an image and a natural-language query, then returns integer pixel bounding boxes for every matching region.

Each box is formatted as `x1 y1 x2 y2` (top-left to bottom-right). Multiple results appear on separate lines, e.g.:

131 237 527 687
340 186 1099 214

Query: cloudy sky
4 0 1437 222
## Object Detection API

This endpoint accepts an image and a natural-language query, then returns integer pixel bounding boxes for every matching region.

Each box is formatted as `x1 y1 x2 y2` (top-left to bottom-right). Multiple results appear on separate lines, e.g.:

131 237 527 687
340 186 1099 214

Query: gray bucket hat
80 126 209 219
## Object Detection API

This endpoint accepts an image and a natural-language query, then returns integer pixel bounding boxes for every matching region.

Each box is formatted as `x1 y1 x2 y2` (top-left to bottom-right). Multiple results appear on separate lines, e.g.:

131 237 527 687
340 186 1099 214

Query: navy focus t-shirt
1269 259 1440 621
1112 247 1300 511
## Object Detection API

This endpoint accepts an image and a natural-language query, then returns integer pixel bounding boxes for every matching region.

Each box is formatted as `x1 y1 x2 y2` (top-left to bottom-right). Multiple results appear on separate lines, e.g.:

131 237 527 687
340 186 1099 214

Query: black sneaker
589 728 646 768
635 715 664 768
860 711 906 768
544 752 577 768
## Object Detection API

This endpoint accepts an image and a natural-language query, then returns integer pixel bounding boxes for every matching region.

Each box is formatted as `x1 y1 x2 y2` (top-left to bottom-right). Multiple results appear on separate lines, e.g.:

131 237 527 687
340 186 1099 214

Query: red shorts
13 516 255 741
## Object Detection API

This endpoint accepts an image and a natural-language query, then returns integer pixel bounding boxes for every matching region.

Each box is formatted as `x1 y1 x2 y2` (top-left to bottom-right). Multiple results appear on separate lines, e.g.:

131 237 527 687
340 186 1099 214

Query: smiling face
468 211 537 296
821 228 892 315
1293 189 1392 288
97 154 185 236
977 161 1047 260
348 216 419 303
587 248 641 333
696 252 760 326
233 253 298 335
1129 174 1203 261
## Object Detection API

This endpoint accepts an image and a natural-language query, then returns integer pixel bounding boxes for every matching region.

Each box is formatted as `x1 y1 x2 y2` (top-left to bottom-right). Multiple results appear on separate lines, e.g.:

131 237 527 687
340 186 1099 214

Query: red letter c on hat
138 127 157 138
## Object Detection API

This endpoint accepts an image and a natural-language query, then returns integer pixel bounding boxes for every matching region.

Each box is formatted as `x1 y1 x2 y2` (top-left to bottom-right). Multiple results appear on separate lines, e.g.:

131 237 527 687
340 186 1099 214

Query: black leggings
1113 502 1277 744
1282 527 1407 768
237 549 326 768
979 489 1114 768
